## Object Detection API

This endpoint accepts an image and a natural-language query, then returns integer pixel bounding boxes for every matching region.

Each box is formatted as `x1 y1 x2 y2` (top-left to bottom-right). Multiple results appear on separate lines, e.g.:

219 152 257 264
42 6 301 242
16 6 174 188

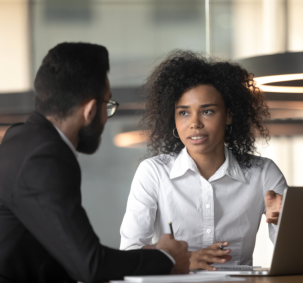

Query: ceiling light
254 73 303 93
238 52 303 94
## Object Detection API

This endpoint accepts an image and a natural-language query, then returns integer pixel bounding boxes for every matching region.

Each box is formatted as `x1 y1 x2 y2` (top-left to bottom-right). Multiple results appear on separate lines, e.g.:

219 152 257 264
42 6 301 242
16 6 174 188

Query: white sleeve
120 159 159 250
262 159 288 243
159 250 176 264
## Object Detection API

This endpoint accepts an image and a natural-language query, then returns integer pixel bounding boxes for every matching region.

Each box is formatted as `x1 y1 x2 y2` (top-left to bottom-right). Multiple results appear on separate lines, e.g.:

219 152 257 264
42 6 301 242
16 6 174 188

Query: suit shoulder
6 122 24 131
24 141 80 176
19 141 81 193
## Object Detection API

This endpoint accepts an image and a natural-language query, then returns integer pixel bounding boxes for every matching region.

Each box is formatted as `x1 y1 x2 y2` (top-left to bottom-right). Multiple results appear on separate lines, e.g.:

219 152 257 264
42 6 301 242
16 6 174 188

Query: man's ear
83 99 97 126
226 108 232 125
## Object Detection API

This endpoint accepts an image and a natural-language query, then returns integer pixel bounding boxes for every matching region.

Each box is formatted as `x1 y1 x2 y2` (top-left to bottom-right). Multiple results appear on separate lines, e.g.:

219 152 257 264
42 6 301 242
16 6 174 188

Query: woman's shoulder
226 147 281 176
246 155 287 193
138 152 178 174
229 152 286 191
248 154 274 167
235 153 283 178
226 146 276 170
141 152 177 166
250 154 278 170
133 153 178 187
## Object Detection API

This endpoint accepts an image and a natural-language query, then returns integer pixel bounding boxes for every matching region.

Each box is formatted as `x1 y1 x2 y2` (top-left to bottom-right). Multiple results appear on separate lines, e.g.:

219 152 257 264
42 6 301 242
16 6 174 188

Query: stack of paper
194 265 262 272
110 273 246 283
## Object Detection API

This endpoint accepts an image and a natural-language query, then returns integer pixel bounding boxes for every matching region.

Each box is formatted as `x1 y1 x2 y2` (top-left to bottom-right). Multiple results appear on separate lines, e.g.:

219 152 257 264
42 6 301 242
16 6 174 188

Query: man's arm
12 142 174 282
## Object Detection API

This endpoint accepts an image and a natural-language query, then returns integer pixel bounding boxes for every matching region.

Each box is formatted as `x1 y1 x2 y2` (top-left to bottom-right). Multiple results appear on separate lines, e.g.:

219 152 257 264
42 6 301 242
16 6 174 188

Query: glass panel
0 0 30 93
31 0 207 87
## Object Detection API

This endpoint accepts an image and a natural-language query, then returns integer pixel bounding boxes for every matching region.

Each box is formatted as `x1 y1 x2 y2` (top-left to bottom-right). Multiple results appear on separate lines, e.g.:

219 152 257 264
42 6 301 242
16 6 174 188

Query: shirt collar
223 147 247 183
169 147 199 179
169 146 247 183
54 126 78 158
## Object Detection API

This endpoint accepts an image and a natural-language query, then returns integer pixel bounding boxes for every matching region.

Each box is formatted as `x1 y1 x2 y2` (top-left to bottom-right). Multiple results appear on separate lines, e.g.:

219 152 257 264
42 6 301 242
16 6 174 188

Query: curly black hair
140 50 270 169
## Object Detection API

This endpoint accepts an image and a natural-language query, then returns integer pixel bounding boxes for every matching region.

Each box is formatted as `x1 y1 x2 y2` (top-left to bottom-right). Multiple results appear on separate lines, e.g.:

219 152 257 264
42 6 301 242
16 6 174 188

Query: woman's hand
265 190 283 225
189 242 232 271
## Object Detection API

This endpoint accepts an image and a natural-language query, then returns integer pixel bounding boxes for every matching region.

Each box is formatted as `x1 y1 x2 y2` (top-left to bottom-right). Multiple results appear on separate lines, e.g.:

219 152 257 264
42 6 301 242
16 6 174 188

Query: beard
77 107 104 154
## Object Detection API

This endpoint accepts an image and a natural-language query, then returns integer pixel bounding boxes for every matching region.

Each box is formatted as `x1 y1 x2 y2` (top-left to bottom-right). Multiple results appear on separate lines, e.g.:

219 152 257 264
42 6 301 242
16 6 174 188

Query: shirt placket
201 178 214 247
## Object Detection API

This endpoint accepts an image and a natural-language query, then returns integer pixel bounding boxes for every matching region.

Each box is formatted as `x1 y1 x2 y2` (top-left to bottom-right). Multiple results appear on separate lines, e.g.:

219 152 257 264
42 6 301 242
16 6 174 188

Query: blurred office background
1 0 303 267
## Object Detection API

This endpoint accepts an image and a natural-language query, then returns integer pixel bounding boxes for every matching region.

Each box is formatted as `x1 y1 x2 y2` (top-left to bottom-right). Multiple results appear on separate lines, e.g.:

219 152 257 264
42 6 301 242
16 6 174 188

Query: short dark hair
141 50 270 169
34 42 109 118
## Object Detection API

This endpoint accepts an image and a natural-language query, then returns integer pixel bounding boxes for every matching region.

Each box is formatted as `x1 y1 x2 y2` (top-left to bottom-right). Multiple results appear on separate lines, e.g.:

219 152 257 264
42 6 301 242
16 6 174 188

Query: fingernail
267 195 273 199
213 268 217 271
221 259 226 262
224 242 228 245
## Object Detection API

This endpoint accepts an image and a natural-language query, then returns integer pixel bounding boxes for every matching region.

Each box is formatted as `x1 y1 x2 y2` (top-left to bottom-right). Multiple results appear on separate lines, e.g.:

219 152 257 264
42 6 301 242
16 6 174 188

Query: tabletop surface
108 274 303 283
223 275 303 283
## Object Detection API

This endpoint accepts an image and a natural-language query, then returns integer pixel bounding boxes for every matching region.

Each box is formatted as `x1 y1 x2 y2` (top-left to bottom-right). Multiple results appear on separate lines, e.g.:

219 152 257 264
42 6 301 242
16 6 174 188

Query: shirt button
207 229 211 233
206 204 210 209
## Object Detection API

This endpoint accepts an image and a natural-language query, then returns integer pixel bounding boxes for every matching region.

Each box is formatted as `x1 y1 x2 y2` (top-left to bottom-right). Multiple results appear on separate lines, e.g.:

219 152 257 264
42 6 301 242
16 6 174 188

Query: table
220 275 303 283
109 275 303 283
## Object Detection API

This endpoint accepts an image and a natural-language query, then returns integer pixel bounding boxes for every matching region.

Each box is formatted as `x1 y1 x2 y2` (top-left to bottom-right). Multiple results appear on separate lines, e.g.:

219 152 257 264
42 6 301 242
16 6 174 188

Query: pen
168 222 174 237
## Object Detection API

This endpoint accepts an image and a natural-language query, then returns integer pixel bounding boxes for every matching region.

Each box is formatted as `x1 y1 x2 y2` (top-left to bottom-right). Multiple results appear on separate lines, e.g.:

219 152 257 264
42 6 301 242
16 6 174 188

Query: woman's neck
188 146 225 180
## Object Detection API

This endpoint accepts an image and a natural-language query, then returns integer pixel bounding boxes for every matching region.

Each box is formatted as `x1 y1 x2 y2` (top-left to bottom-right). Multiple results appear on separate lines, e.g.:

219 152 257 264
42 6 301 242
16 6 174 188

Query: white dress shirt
120 146 287 265
54 126 78 158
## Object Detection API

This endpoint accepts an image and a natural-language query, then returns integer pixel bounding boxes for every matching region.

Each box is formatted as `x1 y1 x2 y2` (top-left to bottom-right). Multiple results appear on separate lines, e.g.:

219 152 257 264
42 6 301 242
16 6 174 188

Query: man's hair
34 42 109 118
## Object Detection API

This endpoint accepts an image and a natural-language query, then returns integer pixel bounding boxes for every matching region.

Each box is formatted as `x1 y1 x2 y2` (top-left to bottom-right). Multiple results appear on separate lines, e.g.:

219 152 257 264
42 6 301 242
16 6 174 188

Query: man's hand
265 190 283 225
189 242 232 271
141 244 156 249
155 234 191 274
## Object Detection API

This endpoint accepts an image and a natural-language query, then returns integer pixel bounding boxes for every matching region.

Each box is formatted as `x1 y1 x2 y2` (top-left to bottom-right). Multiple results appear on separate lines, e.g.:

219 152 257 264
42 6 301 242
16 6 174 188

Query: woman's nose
189 114 203 129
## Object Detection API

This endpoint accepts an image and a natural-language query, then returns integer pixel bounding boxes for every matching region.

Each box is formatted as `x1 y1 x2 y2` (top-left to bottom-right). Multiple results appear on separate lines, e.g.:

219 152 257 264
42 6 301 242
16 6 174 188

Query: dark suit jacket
0 112 173 283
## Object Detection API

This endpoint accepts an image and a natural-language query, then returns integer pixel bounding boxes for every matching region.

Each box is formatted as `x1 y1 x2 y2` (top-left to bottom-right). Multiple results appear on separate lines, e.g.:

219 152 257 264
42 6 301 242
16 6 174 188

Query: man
0 43 190 283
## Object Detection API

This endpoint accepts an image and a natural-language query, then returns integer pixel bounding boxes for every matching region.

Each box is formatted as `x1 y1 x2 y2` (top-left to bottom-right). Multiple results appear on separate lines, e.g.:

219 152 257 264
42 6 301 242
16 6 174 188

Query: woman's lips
187 135 208 145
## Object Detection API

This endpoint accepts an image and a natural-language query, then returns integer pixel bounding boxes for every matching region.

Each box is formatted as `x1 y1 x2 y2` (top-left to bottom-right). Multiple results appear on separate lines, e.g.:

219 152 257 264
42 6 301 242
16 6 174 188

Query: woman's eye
203 109 213 115
179 111 189 116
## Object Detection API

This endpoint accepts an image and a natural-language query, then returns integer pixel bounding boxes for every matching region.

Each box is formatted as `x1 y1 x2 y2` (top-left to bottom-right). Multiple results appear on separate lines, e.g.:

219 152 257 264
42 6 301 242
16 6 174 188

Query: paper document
122 273 246 282
194 265 262 272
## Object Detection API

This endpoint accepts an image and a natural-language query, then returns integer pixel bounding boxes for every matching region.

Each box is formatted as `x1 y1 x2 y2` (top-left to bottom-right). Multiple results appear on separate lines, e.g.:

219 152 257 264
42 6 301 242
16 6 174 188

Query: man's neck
46 115 81 149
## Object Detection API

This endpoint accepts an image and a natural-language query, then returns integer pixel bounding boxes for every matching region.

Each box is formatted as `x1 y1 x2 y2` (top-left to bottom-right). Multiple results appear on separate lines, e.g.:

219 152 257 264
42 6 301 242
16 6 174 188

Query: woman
120 51 286 271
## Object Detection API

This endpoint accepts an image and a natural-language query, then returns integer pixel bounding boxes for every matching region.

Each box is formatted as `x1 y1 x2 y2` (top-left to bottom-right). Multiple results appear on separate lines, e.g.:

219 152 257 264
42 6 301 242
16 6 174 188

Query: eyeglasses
103 99 119 118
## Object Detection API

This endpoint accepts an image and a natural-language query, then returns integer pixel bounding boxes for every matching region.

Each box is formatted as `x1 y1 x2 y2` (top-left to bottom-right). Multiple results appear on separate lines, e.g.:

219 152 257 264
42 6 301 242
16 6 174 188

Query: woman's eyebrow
200 103 217 108
175 105 189 109
176 103 217 109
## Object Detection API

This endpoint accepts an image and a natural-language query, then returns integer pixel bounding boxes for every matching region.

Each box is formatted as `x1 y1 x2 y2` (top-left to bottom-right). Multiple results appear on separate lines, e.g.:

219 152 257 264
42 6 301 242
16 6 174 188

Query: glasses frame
102 99 119 118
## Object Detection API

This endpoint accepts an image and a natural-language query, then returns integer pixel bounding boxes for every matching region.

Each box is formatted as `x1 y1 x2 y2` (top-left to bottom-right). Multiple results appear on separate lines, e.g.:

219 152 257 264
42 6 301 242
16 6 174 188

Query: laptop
196 187 303 276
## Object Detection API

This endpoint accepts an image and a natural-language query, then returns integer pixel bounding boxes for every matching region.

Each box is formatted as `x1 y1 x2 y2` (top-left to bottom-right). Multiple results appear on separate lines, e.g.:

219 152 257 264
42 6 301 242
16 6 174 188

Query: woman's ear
226 109 232 125
83 99 97 126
